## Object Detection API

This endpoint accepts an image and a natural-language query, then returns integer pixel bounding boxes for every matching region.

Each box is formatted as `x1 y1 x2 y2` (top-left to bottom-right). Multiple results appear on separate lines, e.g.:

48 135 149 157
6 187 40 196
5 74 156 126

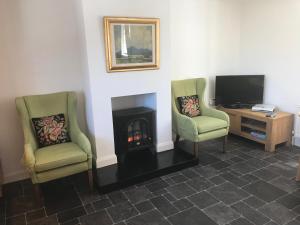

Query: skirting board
96 154 118 168
156 141 174 152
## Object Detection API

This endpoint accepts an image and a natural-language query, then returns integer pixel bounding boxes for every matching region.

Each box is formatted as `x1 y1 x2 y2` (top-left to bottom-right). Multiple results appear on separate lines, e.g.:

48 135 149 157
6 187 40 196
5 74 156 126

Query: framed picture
104 17 160 72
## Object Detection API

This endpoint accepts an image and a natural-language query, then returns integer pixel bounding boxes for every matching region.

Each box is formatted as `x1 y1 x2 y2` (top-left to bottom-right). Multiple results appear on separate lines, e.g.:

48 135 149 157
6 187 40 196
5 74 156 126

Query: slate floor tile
222 172 248 187
6 195 40 217
146 180 169 192
243 180 287 202
252 168 279 181
168 207 217 225
267 163 296 179
173 198 193 211
198 153 222 166
6 215 26 225
209 182 249 204
150 196 178 216
194 166 220 178
231 201 270 225
186 177 214 191
260 202 297 225
27 215 58 225
180 168 199 179
230 162 256 174
204 202 240 225
80 210 113 225
93 198 112 211
107 201 138 223
107 191 128 204
126 210 170 225
166 183 196 199
270 177 300 193
26 208 46 224
243 196 266 208
170 174 188 183
229 217 254 225
209 175 226 185
188 191 219 209
57 206 86 223
277 194 300 209
125 186 153 204
135 200 154 213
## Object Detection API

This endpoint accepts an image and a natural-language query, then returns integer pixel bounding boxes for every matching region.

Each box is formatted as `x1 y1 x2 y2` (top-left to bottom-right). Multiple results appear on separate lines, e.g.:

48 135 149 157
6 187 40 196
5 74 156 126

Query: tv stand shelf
219 107 294 152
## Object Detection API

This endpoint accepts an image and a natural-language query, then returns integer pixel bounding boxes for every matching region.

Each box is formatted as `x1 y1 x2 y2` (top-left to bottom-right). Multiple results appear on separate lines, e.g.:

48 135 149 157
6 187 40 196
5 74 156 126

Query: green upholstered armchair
16 92 93 199
172 78 230 156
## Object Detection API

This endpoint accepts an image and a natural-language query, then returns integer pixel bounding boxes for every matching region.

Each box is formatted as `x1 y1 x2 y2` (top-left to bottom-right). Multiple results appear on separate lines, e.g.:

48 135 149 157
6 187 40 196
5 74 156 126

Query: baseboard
293 136 300 147
3 170 29 184
96 154 118 168
156 141 174 152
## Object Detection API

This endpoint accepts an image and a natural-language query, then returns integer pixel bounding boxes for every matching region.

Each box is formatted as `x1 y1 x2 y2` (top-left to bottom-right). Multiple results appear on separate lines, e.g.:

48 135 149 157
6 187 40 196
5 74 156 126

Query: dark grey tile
267 163 296 179
107 191 128 205
125 186 153 204
230 162 256 174
286 220 300 225
229 217 254 225
146 180 169 192
252 168 279 181
211 161 231 170
246 158 270 169
26 208 46 224
181 168 199 179
243 196 266 208
243 180 287 202
209 182 249 204
170 174 188 183
93 198 112 211
61 218 79 225
260 202 296 225
204 202 240 225
84 203 95 214
27 215 58 225
194 166 219 178
264 222 280 225
6 215 26 225
163 193 176 202
150 196 178 216
188 191 219 209
270 177 299 193
186 177 214 191
173 199 193 211
240 174 260 183
277 193 300 209
57 206 86 223
168 207 217 225
198 153 222 166
107 201 138 223
135 200 154 213
80 210 113 225
6 195 40 217
222 172 248 187
231 201 269 225
126 210 170 225
209 175 226 185
166 183 196 199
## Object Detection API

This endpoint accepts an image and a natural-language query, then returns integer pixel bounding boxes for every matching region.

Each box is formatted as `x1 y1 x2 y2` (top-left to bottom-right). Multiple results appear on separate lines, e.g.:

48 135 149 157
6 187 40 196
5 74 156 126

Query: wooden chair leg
34 184 42 205
193 142 199 158
223 135 228 153
88 169 94 191
175 134 180 146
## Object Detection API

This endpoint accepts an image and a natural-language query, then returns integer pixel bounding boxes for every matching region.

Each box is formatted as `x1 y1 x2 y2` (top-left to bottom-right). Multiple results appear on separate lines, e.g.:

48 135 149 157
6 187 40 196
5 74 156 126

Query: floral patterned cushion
177 95 201 117
32 114 70 148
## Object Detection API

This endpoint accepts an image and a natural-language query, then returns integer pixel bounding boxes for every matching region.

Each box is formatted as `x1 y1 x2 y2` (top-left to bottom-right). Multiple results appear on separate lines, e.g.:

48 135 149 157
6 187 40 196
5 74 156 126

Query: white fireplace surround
81 0 174 168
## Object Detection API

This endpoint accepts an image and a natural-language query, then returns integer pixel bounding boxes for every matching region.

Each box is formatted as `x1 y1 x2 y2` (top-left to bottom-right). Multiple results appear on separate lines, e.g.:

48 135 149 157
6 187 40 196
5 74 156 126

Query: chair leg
88 169 94 191
223 135 228 153
175 134 180 146
193 142 199 158
34 184 42 205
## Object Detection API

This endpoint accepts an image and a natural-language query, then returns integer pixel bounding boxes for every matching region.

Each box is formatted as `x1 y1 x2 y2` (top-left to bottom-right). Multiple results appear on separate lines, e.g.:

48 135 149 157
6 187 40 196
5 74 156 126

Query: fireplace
112 107 156 163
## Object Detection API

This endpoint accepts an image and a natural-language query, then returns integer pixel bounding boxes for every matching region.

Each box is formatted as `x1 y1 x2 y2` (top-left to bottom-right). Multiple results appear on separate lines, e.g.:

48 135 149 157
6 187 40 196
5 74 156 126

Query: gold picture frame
104 17 160 72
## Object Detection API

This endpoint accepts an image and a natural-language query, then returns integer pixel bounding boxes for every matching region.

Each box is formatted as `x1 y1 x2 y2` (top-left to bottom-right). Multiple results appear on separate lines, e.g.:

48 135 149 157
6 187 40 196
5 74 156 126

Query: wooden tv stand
219 107 294 152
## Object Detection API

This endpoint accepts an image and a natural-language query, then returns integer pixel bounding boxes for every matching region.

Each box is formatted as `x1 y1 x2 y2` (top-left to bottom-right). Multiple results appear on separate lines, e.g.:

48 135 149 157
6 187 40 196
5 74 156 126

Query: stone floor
1 135 300 225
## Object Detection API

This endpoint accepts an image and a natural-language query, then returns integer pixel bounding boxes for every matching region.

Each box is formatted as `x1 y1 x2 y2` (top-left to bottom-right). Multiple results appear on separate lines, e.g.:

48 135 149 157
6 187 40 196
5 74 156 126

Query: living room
1 0 300 224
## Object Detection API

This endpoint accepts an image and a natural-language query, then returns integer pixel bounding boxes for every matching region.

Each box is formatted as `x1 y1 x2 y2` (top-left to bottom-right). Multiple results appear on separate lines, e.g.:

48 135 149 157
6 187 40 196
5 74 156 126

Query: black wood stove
112 107 156 164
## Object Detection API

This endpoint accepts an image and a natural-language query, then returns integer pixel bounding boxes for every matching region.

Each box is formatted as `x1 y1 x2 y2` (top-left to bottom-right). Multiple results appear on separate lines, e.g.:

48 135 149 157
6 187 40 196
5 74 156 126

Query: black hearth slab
96 149 198 193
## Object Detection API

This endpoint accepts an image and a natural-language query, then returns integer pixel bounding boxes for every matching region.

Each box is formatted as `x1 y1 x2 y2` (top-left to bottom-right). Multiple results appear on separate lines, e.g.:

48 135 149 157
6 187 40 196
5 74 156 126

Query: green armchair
172 78 230 156
16 92 93 199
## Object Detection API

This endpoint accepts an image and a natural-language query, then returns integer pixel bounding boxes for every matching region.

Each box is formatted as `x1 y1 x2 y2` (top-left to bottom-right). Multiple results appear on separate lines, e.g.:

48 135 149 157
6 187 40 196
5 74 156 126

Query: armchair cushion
35 143 87 172
192 116 228 134
32 113 70 147
177 95 201 117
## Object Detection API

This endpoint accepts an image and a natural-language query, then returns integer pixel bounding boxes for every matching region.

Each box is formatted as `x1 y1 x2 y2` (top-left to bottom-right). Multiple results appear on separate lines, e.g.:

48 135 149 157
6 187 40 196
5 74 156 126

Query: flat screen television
215 75 265 108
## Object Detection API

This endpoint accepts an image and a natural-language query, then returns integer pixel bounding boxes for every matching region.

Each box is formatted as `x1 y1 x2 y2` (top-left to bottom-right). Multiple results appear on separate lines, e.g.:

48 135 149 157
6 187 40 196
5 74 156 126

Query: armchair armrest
72 131 92 158
22 143 36 172
202 106 230 123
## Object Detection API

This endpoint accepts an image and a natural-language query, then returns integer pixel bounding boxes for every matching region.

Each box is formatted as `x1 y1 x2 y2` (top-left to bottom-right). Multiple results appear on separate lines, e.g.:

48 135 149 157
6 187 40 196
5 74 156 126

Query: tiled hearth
2 135 300 225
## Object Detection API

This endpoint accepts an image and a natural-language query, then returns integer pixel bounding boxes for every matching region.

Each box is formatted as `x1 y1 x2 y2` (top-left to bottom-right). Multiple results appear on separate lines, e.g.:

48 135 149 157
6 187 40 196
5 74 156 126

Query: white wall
170 0 241 101
238 0 300 142
0 0 87 183
80 0 173 168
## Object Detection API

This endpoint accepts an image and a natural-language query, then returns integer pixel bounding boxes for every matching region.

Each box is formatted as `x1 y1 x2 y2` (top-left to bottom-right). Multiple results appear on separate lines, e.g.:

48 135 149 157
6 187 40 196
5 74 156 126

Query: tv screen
215 75 264 108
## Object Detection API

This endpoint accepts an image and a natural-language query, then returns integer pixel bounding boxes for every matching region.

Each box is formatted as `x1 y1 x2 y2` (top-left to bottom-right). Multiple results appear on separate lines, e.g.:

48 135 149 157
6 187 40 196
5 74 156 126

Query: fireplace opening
113 107 156 164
